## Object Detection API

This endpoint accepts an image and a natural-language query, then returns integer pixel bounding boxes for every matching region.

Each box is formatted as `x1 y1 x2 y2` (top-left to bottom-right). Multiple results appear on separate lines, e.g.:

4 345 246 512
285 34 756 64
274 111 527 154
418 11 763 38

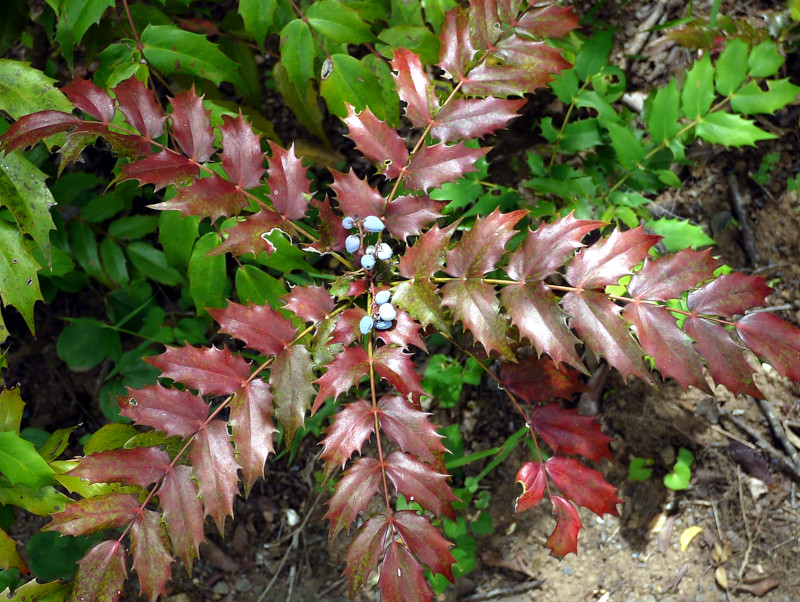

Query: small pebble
234 577 253 593
212 582 230 595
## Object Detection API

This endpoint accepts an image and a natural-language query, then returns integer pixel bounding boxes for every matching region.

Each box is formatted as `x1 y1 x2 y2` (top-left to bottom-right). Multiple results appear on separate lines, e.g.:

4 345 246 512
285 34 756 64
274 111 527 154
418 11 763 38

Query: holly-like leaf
500 357 587 403
209 301 296 356
120 384 208 438
45 493 140 537
393 279 448 333
546 496 581 558
442 279 511 358
170 86 215 162
119 151 200 191
62 78 115 123
266 141 310 220
0 110 81 154
313 346 369 413
157 465 205 570
270 344 316 446
398 222 457 280
384 195 444 241
375 310 427 352
319 399 375 479
530 404 612 463
736 313 800 381
405 142 489 192
627 249 721 301
189 420 240 534
230 379 277 495
515 461 546 513
438 7 474 82
344 514 392 597
378 395 447 465
324 457 382 545
431 98 526 143
516 4 580 38
73 540 127 602
343 105 408 179
210 210 286 257
374 346 426 402
219 113 265 189
687 272 773 317
392 510 455 581
384 450 457 519
309 196 348 254
544 456 621 517
67 447 171 488
145 345 250 396
130 509 172 602
112 77 167 139
329 169 383 219
379 540 433 602
392 48 438 129
446 209 526 278
283 284 336 323
150 173 249 220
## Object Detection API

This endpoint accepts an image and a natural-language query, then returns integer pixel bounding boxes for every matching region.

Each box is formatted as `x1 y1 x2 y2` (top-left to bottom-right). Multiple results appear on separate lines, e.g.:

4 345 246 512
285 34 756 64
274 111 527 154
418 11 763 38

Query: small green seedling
628 457 655 481
663 447 695 490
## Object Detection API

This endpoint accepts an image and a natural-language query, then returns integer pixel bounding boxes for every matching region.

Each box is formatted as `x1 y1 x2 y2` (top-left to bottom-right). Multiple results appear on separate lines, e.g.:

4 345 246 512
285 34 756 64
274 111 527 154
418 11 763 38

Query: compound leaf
45 493 140 537
378 395 447 465
170 86 215 162
343 105 408 179
687 272 772 317
324 457 382 546
392 510 455 581
405 142 489 192
696 112 776 147
120 384 208 438
229 379 277 495
344 514 392 597
67 447 170 489
379 540 433 602
384 450 457 519
392 48 438 128
266 141 310 220
270 344 316 446
219 113 265 190
112 77 167 140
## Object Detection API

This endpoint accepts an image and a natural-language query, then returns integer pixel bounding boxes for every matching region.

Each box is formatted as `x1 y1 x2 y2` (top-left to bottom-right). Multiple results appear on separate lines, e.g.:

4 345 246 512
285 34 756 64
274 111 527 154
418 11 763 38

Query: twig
286 564 297 602
757 398 800 468
719 409 800 480
736 467 753 582
620 1 668 71
462 580 541 601
728 173 760 265
256 530 299 602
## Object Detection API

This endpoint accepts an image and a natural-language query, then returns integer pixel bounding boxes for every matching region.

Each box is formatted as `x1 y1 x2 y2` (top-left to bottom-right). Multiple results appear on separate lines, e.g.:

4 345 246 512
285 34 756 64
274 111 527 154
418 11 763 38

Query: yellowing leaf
679 525 703 551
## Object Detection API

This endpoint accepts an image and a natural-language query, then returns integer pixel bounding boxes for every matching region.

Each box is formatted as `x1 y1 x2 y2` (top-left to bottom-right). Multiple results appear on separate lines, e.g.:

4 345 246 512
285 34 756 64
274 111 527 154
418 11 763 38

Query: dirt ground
4 1 800 601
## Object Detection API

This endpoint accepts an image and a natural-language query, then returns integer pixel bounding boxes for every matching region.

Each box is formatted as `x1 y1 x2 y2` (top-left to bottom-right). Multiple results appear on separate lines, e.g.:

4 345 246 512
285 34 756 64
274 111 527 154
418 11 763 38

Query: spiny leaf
270 344 316 446
736 313 800 381
344 514 392 597
544 456 621 517
379 540 433 602
432 98 526 143
67 447 171 489
438 7 474 82
157 465 204 571
687 272 773 317
189 421 240 534
516 4 580 38
219 113 265 190
565 227 660 289
230 379 277 495
319 399 375 480
130 509 172 602
119 151 200 191
442 279 512 358
309 196 348 254
266 141 310 220
391 48 438 129
343 105 408 179
170 86 215 162
500 357 587 403
384 195 445 241
445 209 526 277
392 510 455 581
329 169 383 219
210 210 286 257
150 173 249 220
373 346 427 402
405 142 489 192
515 461 546 513
378 395 447 465
313 346 369 413
393 279 448 332
384 450 457 519
209 301 296 356
0 110 80 154
73 540 127 602
530 404 612 463
62 78 115 123
284 284 336 323
112 77 167 139
626 249 721 301
145 345 250 396
376 310 428 352
546 496 581 558
45 493 140 537
324 457 382 546
119 384 208 437
398 222 458 280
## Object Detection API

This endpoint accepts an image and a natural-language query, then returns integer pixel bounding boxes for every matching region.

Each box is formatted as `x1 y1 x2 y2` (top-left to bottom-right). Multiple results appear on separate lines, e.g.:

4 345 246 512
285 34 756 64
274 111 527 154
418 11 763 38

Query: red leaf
566 227 660 290
150 173 249 220
219 113 265 189
146 345 250 396
398 222 458 280
393 278 448 332
344 514 392 597
405 142 489 192
736 312 800 381
130 509 172 602
442 279 512 358
439 8 475 81
313 346 369 413
209 301 296 356
385 450 457 519
329 169 384 220
378 395 447 465
384 195 444 241
73 540 127 602
376 310 428 352
319 399 375 479
309 196 348 254
63 78 115 123
170 86 215 162
284 284 335 323
0 110 81 154
623 303 709 392
391 48 438 129
432 98 526 143
112 77 167 139
230 379 277 495
330 307 367 347
544 456 621 517
324 457 382 545
546 496 582 558
266 141 310 220
374 346 426 402
500 356 587 403
189 421 240 534
119 151 200 191
379 540 433 602
210 210 286 257
120 384 208 437
157 465 205 571
45 493 140 537
270 344 316 446
516 4 580 38
468 0 501 54
67 447 171 488
343 105 409 179
627 249 721 301
530 404 612 463
392 510 455 581
562 290 652 383
446 209 526 278
688 273 773 317
683 315 763 397
515 461 546 513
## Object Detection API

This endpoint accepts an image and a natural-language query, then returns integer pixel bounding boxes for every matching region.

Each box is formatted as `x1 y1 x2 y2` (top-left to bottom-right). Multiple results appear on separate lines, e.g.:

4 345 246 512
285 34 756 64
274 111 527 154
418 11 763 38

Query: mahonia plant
3 2 800 601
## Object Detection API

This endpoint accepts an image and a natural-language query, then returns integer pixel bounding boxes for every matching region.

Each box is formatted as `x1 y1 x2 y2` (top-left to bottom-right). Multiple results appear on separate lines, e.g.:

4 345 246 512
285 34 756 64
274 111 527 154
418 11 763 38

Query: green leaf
0 389 24 435
82 423 139 454
188 232 227 315
559 118 602 152
695 112 776 147
730 79 800 115
0 431 54 489
549 68 579 104
627 457 653 481
235 264 285 308
0 477 71 516
604 122 644 170
93 41 140 89
274 63 329 144
747 40 784 78
57 321 120 371
107 215 159 240
260 231 317 274
714 38 748 96
320 54 386 120
647 79 681 144
681 53 714 120
574 29 613 80
141 24 244 87
645 218 714 252
47 0 115 67
280 20 317 91
158 211 198 272
306 1 378 44
27 532 103 582
239 0 278 51
125 241 183 286
0 221 43 336
0 0 27 57
663 447 694 490
0 59 74 120
99 238 129 286
377 26 439 65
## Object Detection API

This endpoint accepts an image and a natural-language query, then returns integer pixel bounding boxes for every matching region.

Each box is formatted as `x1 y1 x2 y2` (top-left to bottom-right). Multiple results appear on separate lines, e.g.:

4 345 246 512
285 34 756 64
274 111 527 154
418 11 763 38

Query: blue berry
359 316 374 334
374 290 391 305
375 320 393 330
365 244 376 256
360 254 376 270
345 234 360 253
376 243 392 260
342 216 355 229
363 215 385 233
378 303 397 321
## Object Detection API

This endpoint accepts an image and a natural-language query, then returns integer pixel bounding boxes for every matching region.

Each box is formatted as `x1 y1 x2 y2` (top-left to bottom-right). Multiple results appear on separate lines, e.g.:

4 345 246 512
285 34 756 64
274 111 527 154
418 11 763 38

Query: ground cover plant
1 1 800 601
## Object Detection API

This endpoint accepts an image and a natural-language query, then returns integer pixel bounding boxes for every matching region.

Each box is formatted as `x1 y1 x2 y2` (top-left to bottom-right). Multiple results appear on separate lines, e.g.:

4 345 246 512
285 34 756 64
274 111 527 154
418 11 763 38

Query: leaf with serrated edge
376 310 428 352
112 77 167 139
442 279 512 358
284 284 335 323
120 384 207 437
515 461 546 513
393 279 448 333
189 421 240 534
374 346 426 402
343 105 408 179
565 227 659 289
45 493 140 536
73 540 127 602
446 209 525 277
379 540 433 602
432 98 525 143
219 113 265 189
378 395 447 465
63 78 115 123
627 249 721 301
500 357 587 404
324 457 382 546
150 173 249 220
687 272 773 317
384 195 444 241
398 222 458 280
736 313 800 381
210 210 285 257
344 514 392 597
392 48 438 128
530 404 612 463
329 169 383 220
267 141 310 220
309 196 348 254
683 316 763 397
405 142 489 192
319 399 375 479
545 456 621 517
270 344 316 446
546 496 581 558
517 5 580 38
158 465 204 571
170 86 215 162
330 307 366 347
231 379 277 495
145 345 250 396
313 346 369 413
67 447 171 488
393 510 455 581
0 110 81 154
438 7 474 81
130 509 172 602
385 450 457 519
119 151 200 191
209 301 296 356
